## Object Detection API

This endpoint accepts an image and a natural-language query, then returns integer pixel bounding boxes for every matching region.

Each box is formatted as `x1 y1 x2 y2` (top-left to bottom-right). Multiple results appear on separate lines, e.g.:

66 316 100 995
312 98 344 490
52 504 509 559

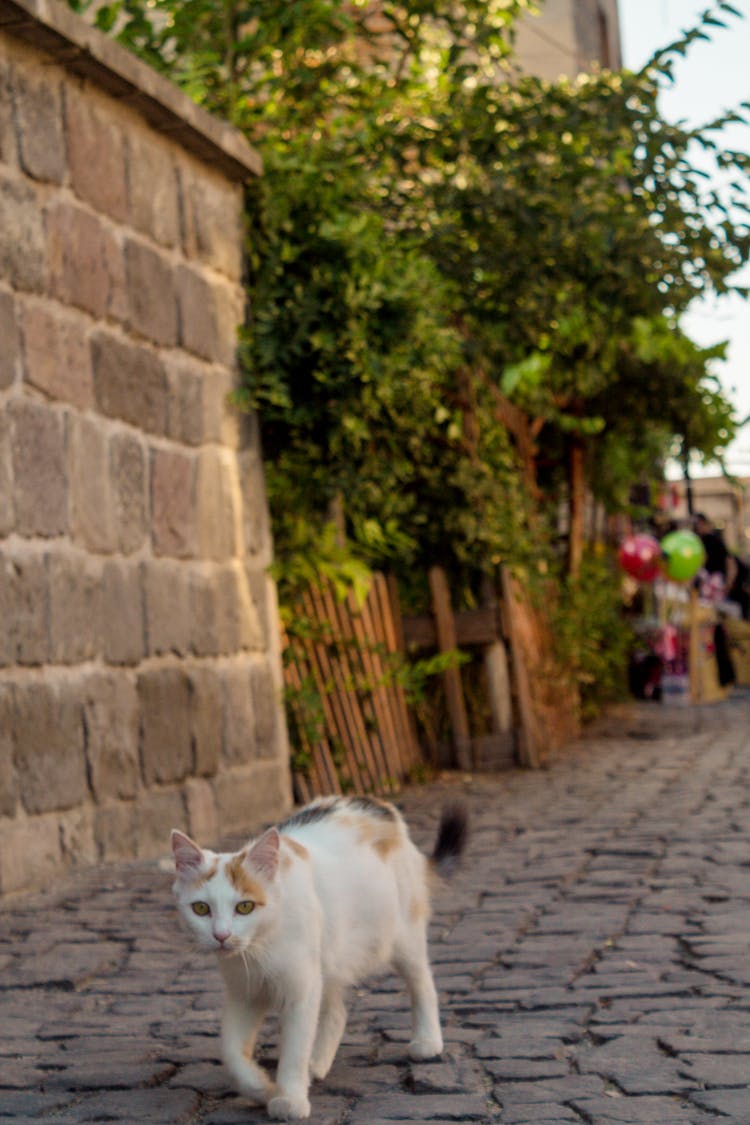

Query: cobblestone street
2 693 750 1124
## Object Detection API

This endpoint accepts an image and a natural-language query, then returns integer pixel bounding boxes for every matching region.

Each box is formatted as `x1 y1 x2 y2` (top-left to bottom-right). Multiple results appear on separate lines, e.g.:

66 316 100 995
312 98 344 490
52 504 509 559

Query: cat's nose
213 930 231 946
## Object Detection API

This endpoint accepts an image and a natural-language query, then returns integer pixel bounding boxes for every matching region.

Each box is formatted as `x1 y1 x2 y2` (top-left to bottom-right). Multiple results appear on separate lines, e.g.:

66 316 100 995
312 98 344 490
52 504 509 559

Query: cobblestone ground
3 692 750 1124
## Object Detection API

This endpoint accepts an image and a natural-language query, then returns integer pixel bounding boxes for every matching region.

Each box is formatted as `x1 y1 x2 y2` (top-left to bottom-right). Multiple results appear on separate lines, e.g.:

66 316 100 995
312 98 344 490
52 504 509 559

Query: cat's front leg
222 995 275 1105
394 947 443 1061
268 978 322 1121
310 985 347 1080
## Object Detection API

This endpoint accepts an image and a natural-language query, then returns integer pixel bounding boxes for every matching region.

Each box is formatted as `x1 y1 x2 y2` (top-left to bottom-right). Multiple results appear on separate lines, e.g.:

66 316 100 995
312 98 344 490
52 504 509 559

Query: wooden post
500 568 541 768
484 640 513 737
476 577 514 768
428 566 472 771
689 585 700 703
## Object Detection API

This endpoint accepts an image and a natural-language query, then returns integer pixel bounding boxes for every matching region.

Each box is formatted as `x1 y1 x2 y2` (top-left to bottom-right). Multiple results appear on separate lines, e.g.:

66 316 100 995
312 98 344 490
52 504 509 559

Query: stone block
0 550 49 665
185 778 218 845
47 201 126 320
143 559 190 656
221 662 256 767
128 130 180 249
0 408 12 536
195 447 240 561
0 289 19 389
188 563 262 660
181 165 244 281
0 172 46 291
0 682 17 816
250 657 282 760
48 550 103 664
245 567 274 642
692 1089 750 1118
125 237 178 347
8 398 67 537
188 664 223 777
101 559 145 666
0 813 62 896
109 431 148 554
58 804 97 870
230 562 264 651
133 787 186 859
188 568 222 657
165 354 206 446
68 413 115 552
176 265 219 362
20 299 93 409
91 329 168 435
0 52 16 167
203 363 240 448
212 759 291 837
225 567 250 657
237 446 272 564
81 671 140 802
213 278 245 369
65 86 128 222
138 666 193 786
94 800 137 863
13 678 88 814
13 62 65 184
150 448 197 558
346 1094 490 1123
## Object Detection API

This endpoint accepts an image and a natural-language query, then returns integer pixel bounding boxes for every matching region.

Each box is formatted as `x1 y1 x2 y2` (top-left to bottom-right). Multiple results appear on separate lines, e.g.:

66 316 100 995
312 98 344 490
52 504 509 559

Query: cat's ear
246 828 280 882
171 829 204 877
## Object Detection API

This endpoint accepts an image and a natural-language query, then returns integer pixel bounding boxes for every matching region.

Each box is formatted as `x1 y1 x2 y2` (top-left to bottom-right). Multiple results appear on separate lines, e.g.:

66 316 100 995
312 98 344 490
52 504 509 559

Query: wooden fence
282 573 421 801
283 567 580 798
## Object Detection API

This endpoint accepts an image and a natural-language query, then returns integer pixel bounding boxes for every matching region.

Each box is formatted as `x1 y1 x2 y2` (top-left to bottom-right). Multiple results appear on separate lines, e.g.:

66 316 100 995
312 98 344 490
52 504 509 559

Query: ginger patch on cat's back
336 797 405 860
357 814 402 860
280 836 310 871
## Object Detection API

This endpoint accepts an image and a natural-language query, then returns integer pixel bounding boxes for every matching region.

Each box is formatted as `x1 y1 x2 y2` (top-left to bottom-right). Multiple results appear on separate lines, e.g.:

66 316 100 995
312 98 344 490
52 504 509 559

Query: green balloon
661 530 706 582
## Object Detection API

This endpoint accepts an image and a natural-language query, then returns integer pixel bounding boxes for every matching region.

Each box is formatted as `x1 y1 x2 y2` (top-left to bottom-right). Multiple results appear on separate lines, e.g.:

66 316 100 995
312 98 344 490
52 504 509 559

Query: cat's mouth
215 942 243 956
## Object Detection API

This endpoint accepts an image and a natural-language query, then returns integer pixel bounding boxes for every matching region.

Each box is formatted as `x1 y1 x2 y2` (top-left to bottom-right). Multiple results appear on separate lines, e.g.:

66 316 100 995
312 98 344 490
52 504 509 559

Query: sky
617 0 750 478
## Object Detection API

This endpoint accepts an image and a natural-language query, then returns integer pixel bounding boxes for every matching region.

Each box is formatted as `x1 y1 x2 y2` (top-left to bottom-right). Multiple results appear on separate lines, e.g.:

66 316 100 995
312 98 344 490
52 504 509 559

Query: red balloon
618 534 662 582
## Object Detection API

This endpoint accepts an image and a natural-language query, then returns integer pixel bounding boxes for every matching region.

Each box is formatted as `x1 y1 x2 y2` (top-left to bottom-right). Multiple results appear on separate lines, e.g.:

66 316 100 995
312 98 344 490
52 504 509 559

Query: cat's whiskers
240 949 252 996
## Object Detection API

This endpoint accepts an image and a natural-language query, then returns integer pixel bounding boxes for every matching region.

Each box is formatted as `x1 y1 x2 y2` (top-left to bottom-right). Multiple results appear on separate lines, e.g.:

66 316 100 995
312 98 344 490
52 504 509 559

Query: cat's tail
431 803 468 878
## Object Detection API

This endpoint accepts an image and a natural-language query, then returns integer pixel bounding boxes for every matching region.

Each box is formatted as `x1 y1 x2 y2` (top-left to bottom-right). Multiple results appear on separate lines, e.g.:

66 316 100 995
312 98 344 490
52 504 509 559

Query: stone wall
0 0 291 895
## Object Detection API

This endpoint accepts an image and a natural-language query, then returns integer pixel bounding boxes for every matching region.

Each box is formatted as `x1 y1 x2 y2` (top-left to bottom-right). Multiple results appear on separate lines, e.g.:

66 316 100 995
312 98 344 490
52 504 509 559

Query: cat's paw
309 1059 327 1081
309 1049 335 1080
268 1093 311 1120
408 1034 443 1060
233 1065 275 1104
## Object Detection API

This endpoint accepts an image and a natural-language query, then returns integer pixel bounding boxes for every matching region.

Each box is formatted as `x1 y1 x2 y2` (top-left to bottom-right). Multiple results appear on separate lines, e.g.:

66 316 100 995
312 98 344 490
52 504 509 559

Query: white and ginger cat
171 795 467 1121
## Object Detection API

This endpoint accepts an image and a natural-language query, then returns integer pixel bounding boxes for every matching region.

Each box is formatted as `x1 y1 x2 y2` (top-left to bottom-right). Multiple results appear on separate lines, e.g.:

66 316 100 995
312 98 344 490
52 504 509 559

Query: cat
171 794 467 1121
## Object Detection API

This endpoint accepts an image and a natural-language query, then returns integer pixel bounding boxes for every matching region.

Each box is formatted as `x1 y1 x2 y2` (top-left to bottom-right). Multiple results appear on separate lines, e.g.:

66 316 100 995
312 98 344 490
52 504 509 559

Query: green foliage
70 0 750 714
550 552 634 720
269 520 373 612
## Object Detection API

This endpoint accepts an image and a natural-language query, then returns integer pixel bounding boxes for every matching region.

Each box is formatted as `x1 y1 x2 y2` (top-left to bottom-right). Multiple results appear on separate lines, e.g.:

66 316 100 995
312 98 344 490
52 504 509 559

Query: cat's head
170 827 281 956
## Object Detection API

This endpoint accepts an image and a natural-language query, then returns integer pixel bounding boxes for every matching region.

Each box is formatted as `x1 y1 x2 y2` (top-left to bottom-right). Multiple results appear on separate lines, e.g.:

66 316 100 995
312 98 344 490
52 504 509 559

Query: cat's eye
235 901 255 915
191 901 211 917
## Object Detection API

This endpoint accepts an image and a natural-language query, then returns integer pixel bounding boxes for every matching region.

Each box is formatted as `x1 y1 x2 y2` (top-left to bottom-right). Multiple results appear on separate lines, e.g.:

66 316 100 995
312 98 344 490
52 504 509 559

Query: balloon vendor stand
619 530 728 706
656 582 728 706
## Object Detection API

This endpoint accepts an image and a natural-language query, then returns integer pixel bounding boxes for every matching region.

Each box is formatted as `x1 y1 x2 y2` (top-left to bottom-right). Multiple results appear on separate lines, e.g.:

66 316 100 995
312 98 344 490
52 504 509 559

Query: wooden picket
283 573 421 799
500 570 580 767
283 566 580 799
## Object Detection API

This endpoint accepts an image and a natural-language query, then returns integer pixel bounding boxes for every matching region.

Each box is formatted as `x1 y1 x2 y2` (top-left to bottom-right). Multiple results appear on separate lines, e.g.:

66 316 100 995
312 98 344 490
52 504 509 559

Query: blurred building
667 476 750 557
514 0 622 78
